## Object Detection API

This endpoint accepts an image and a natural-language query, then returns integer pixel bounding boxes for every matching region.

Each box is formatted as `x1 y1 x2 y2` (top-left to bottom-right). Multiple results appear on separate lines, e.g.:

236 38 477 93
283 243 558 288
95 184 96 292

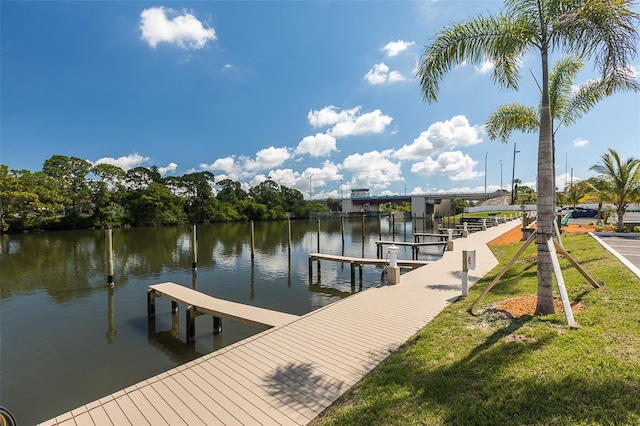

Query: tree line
0 155 328 232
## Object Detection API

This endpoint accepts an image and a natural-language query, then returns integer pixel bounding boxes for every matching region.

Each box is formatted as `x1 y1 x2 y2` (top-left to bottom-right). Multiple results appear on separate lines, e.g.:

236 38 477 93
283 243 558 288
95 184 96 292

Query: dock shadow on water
1 217 438 425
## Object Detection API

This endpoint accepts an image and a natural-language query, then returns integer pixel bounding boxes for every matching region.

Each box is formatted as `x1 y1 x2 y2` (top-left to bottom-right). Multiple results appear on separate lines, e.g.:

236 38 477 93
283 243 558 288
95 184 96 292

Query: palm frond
484 103 539 143
417 12 538 103
552 0 640 92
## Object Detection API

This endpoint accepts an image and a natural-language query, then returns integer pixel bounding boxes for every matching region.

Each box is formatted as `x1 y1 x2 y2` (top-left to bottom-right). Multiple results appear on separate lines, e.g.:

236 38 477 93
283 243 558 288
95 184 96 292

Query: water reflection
2 217 441 425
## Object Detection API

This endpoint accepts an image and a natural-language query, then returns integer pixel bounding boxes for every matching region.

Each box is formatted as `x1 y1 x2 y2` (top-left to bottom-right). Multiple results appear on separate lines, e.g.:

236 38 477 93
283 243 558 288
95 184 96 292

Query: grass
311 234 640 425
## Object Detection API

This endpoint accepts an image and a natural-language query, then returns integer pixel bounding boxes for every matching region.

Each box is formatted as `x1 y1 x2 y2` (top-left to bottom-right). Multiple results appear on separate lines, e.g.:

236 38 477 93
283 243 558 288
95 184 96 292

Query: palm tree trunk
617 208 625 231
535 43 556 316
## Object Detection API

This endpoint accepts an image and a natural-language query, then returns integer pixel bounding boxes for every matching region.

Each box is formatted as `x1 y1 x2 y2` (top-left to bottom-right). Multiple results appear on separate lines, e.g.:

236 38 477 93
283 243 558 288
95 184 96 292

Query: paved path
591 233 640 279
39 220 521 426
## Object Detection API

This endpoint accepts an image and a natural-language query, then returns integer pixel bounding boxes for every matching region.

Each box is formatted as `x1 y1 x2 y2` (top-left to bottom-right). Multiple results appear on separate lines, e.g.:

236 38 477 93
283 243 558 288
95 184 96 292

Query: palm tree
589 149 640 231
417 0 639 315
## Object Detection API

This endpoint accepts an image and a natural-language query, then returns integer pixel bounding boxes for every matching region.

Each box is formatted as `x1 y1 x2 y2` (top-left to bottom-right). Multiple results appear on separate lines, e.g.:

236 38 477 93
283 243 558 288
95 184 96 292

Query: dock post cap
387 245 398 268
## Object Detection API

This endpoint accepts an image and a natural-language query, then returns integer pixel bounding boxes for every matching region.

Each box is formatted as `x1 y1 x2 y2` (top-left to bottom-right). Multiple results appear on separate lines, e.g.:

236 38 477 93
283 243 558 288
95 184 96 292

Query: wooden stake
468 230 537 314
547 238 578 328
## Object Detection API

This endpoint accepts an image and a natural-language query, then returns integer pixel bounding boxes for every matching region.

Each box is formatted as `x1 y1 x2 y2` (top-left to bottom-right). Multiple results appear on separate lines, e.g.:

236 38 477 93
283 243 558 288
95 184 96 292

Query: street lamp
484 152 488 194
511 143 520 204
500 159 503 192
309 175 313 200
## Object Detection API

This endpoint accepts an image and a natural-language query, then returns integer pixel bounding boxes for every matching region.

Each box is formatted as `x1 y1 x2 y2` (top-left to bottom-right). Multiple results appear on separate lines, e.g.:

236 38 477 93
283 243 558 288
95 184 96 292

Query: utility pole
511 143 520 205
484 152 488 194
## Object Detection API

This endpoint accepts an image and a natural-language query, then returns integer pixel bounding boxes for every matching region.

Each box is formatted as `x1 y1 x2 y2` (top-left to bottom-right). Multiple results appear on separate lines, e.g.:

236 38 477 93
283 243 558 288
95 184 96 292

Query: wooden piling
186 307 196 343
106 286 115 344
106 227 114 287
250 221 255 260
191 224 198 271
287 218 292 255
340 216 345 247
213 316 222 334
317 218 320 253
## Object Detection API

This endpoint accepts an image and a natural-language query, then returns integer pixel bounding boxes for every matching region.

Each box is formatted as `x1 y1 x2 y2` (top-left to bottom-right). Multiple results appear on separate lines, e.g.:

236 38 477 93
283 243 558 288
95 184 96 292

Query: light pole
309 175 313 200
511 143 520 204
500 159 503 192
484 152 488 194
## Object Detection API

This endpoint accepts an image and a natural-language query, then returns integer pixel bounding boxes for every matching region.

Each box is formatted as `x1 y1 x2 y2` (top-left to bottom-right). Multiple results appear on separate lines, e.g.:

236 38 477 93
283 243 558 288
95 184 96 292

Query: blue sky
2 1 639 199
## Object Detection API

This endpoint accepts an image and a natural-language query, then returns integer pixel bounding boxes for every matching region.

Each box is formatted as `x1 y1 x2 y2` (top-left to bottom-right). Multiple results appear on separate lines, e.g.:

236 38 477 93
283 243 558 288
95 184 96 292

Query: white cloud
364 63 407 85
394 115 482 160
342 150 402 189
308 106 361 127
254 146 291 169
410 151 481 181
295 133 337 157
94 153 150 170
475 59 495 74
200 157 236 173
199 147 290 183
382 40 415 57
329 109 393 138
139 7 216 50
365 63 389 85
307 106 393 138
158 162 177 176
572 137 589 147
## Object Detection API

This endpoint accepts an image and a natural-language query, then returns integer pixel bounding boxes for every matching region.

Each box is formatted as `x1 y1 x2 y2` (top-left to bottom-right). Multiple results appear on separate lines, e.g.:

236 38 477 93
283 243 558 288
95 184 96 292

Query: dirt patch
487 224 591 317
488 223 596 245
496 295 586 318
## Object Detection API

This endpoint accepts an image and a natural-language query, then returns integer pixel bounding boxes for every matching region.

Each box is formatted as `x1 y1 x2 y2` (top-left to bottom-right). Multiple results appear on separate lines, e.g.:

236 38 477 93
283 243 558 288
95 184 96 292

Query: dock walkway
148 283 300 342
40 220 522 426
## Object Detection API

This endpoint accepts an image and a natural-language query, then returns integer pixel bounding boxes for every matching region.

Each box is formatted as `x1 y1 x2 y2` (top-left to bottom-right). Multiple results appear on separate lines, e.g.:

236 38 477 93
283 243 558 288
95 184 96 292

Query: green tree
417 0 639 315
564 179 592 209
125 166 156 190
589 148 640 231
90 163 127 226
181 171 215 222
124 183 186 225
216 179 248 204
42 155 92 215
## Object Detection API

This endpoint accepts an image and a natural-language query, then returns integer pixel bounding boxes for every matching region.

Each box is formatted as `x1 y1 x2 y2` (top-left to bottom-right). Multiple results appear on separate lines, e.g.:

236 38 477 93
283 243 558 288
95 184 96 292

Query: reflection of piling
361 215 365 244
250 221 255 260
191 224 198 271
106 286 116 343
340 216 345 246
106 227 114 287
316 218 321 252
191 270 197 290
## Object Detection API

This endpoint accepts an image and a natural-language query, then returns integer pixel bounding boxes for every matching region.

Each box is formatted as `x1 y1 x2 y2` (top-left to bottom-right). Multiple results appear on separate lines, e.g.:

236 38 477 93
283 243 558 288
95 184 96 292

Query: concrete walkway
39 219 521 426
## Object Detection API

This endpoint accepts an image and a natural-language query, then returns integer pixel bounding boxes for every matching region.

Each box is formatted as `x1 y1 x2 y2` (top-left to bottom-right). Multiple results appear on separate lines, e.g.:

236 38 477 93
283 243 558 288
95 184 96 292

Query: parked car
568 208 600 218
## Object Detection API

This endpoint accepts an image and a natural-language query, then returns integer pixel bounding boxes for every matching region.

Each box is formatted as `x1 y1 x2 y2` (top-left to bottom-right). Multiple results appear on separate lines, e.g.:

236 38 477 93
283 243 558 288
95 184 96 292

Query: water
0 217 443 425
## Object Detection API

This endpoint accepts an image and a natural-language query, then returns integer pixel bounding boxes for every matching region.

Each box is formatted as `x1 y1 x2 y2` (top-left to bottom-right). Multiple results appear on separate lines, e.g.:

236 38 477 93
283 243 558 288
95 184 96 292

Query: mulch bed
487 224 592 317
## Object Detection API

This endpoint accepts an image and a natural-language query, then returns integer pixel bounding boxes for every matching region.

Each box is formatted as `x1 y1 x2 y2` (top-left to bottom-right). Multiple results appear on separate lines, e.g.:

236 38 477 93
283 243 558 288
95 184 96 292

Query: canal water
0 217 444 425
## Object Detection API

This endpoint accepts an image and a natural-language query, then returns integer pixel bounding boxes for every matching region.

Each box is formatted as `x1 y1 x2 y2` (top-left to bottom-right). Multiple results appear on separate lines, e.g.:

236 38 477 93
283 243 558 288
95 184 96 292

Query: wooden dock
308 253 429 283
148 283 300 342
374 240 448 260
39 219 522 426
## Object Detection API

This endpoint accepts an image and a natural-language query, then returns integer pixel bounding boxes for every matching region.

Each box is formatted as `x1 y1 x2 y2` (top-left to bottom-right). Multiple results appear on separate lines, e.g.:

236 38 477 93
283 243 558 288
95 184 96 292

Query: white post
447 229 454 251
482 218 487 231
386 245 400 284
463 222 469 238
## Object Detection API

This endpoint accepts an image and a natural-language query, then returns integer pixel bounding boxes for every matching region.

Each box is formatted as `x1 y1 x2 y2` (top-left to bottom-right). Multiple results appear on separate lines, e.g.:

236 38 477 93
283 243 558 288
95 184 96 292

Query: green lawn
312 234 640 425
